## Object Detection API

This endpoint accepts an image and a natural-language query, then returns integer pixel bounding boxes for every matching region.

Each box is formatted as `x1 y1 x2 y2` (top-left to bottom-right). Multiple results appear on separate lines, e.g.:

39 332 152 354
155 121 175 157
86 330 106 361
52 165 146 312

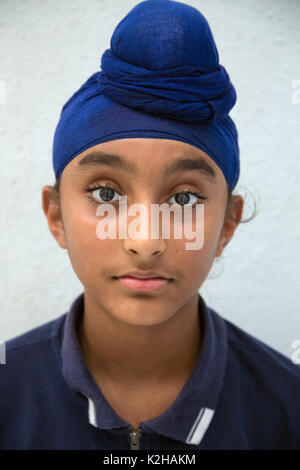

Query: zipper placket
129 425 142 450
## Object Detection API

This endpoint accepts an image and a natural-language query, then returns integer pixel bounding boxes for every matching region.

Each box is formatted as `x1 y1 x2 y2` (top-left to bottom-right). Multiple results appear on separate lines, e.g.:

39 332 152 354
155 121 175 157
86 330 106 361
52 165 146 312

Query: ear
215 195 244 258
41 185 67 249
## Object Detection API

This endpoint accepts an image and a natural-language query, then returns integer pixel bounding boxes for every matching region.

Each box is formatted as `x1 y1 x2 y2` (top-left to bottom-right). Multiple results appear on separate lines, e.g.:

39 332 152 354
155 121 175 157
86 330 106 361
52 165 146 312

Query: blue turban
53 0 240 191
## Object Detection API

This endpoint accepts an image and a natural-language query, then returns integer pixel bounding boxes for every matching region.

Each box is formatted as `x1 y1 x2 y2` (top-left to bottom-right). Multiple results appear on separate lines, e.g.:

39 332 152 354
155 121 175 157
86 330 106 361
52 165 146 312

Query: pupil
100 188 114 201
175 193 189 205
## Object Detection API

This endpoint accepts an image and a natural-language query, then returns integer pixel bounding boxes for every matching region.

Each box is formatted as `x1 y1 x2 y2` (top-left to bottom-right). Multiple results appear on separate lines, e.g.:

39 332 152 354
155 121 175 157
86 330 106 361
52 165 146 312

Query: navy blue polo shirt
0 291 300 450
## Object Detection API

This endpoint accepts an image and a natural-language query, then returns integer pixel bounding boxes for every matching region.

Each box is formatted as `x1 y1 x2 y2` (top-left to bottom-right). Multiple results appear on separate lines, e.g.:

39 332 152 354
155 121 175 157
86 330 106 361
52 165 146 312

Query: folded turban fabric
52 0 240 191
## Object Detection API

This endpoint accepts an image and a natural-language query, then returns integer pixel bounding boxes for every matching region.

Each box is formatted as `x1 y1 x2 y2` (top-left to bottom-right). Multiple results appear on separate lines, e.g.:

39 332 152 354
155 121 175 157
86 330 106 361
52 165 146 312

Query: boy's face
42 138 243 326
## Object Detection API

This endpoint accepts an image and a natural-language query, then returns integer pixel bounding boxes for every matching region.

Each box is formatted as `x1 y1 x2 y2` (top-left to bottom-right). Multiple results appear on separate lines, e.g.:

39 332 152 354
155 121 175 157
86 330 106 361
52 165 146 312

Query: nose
123 236 166 260
122 201 167 260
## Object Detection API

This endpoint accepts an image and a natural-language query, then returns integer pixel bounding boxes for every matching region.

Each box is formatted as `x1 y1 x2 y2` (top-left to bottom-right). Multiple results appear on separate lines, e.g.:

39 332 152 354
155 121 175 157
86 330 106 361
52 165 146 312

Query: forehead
63 138 225 186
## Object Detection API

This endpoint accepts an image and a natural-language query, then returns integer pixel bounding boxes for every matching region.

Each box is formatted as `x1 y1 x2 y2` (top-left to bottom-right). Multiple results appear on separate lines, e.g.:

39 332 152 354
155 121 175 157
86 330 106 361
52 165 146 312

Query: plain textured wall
0 0 299 359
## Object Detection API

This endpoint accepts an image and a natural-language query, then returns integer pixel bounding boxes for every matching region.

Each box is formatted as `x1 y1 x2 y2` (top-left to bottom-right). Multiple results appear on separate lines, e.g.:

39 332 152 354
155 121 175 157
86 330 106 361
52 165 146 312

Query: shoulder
4 313 66 353
223 314 300 382
0 313 67 383
0 314 70 449
213 310 300 447
205 308 300 448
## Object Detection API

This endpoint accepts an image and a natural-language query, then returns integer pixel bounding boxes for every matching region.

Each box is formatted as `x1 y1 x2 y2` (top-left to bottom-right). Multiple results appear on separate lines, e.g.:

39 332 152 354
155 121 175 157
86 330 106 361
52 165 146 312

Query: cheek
184 204 222 250
63 199 117 274
171 207 223 272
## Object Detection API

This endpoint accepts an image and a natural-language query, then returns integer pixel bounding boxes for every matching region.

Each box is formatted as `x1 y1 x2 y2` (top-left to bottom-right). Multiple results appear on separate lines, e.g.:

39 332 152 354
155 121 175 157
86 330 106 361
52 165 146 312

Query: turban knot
98 48 237 123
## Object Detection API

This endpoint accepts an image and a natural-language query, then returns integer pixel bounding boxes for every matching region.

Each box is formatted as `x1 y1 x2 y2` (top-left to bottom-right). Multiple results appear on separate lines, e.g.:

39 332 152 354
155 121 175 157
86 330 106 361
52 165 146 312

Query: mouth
113 272 173 293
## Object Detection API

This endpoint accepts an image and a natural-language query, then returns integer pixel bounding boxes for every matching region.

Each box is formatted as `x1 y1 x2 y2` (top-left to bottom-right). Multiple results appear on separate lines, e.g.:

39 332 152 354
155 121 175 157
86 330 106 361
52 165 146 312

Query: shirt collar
61 291 228 446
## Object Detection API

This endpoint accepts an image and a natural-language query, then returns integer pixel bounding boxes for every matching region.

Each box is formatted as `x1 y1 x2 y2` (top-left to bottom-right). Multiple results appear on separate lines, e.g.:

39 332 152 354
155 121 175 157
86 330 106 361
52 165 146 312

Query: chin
110 301 175 326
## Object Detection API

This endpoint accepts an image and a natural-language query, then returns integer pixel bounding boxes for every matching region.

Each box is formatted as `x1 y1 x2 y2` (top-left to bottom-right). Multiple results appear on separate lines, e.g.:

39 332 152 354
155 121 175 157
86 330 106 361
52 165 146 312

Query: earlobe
215 195 244 258
215 238 227 258
54 222 67 250
41 186 67 250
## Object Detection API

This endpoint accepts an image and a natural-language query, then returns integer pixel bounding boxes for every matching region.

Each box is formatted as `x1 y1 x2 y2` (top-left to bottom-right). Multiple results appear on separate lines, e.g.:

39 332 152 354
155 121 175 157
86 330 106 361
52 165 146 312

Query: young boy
1 0 299 450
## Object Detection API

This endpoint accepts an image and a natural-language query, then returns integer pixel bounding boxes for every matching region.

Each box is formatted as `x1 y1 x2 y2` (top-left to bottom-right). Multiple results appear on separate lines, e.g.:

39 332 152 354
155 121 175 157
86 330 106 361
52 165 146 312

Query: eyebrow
77 151 216 181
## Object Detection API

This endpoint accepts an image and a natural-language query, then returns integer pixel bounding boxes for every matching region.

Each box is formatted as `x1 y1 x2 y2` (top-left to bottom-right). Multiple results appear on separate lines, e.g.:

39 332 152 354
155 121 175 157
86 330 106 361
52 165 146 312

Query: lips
117 276 171 292
114 271 172 292
117 271 170 280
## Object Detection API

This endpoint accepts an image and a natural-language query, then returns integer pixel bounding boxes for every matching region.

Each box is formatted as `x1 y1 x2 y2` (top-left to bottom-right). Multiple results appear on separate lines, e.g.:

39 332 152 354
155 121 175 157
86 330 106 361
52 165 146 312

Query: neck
77 292 203 388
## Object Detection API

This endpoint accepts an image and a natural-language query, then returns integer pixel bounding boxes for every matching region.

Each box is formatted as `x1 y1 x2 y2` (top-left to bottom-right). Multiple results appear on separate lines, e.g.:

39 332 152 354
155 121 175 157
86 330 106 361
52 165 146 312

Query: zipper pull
129 426 142 450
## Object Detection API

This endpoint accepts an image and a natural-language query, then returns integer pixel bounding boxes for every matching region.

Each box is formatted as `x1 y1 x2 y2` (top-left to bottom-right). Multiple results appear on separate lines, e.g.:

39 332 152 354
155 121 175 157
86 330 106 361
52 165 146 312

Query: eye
168 191 206 207
85 184 207 206
86 184 121 204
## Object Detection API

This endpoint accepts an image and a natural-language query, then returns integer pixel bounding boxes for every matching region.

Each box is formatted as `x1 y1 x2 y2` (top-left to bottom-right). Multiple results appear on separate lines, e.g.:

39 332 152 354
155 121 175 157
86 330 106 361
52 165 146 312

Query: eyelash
85 183 207 207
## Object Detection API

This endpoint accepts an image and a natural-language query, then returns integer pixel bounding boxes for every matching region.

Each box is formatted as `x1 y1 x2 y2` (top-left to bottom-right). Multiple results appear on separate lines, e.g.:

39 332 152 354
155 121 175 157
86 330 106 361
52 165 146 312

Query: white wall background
0 0 299 359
